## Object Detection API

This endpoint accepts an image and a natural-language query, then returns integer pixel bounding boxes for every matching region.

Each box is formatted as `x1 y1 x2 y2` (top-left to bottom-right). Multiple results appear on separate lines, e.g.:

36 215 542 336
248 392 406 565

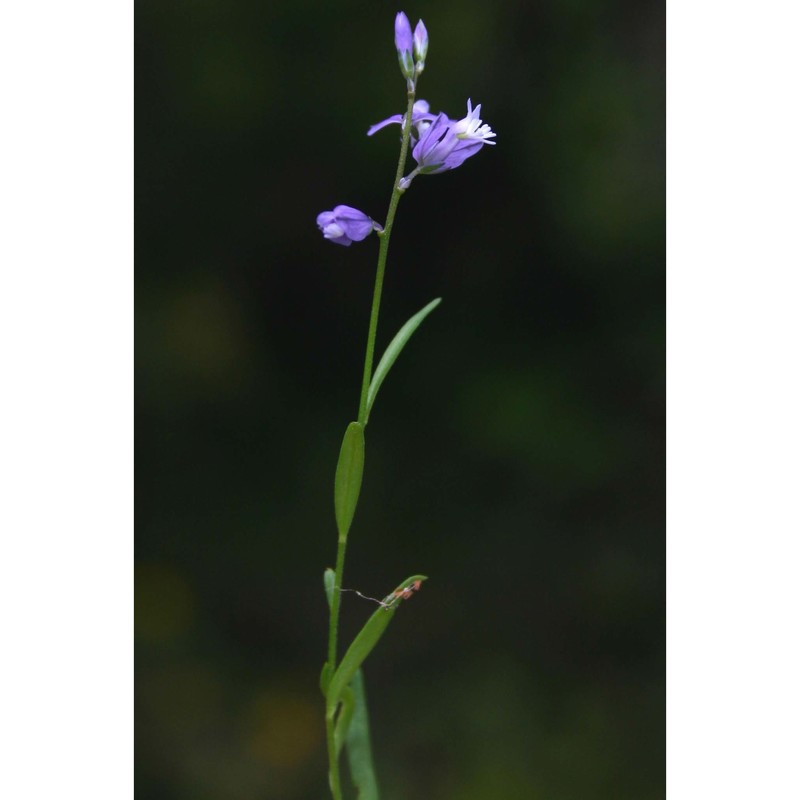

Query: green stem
327 536 347 679
325 86 417 800
326 535 348 800
357 89 417 425
326 697 342 800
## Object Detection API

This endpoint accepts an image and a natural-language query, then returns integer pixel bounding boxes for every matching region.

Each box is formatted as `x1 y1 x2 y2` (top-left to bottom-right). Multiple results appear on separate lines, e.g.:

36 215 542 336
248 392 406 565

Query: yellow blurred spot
167 284 248 387
246 688 322 770
135 563 194 641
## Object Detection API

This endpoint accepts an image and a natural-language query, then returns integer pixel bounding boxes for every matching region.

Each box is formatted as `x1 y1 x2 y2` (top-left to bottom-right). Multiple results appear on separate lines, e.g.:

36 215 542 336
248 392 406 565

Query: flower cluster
316 12 496 246
394 12 428 83
370 98 496 186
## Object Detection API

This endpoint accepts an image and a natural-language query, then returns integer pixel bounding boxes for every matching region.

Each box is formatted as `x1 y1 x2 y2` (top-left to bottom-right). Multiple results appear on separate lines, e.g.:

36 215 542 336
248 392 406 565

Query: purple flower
316 205 379 246
368 99 495 178
412 100 496 174
367 99 438 137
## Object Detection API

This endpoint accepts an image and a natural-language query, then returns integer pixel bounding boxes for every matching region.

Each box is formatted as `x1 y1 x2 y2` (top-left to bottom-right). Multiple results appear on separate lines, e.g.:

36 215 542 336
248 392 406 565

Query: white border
2 0 800 796
668 1 800 797
0 3 133 797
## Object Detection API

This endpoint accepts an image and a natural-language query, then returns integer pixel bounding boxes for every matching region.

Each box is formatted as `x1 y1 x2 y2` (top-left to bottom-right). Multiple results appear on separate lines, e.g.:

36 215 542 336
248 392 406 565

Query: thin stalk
325 697 342 800
357 90 417 425
325 535 348 800
325 87 417 800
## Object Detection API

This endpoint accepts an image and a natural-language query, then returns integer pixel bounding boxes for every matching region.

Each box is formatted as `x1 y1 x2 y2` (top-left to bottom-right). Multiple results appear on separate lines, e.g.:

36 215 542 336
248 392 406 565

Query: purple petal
317 205 376 246
367 114 404 136
412 113 457 168
332 205 375 242
442 139 484 170
367 101 438 137
332 204 370 219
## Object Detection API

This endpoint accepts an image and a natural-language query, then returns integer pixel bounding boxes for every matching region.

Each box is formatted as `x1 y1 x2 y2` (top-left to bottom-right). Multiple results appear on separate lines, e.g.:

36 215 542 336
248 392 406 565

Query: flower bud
413 20 428 64
394 12 413 54
394 12 415 79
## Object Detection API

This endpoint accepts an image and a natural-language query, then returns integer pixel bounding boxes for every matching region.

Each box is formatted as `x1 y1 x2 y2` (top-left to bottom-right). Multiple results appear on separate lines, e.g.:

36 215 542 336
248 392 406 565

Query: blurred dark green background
136 0 664 797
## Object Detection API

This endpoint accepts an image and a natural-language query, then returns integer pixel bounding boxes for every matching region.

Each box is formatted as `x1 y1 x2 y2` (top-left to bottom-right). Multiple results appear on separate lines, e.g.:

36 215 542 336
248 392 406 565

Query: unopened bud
394 12 415 79
394 12 413 54
413 20 428 63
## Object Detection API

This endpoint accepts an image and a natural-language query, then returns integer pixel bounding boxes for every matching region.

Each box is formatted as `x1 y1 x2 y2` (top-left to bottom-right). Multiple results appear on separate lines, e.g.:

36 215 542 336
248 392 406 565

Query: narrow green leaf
327 607 395 711
365 298 442 424
334 687 355 758
334 422 365 540
327 567 379 795
345 670 380 800
326 575 428 710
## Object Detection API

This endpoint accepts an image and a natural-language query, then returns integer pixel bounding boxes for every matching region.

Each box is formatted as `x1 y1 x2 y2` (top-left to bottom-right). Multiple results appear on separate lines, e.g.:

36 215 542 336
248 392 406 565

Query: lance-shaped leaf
327 609 393 711
345 670 380 800
334 422 365 540
326 575 427 710
365 298 442 424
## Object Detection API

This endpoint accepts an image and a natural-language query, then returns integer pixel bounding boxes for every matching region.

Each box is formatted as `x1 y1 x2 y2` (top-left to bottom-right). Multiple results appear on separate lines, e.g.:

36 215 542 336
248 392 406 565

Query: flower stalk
316 12 495 798
357 90 417 425
325 87 417 800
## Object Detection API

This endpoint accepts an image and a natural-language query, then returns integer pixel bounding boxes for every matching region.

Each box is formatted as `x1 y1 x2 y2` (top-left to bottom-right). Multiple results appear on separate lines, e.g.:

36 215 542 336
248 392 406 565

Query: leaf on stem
345 670 380 800
365 298 442 424
326 575 428 710
334 422 365 540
